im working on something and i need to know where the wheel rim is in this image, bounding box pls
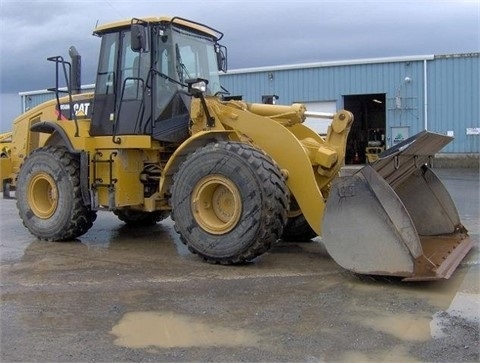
[287,197,302,218]
[287,209,302,218]
[28,172,58,219]
[191,175,242,235]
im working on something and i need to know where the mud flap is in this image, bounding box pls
[322,131,473,281]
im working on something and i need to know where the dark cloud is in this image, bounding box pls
[1,0,478,131]
[219,1,479,67]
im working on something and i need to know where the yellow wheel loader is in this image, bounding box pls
[0,16,472,280]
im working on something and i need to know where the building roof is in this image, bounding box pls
[226,52,479,75]
[226,55,436,75]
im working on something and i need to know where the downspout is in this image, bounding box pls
[20,94,25,113]
[424,59,428,130]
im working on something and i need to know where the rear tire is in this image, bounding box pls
[282,215,317,242]
[113,209,169,226]
[16,146,96,241]
[281,196,317,242]
[171,141,289,264]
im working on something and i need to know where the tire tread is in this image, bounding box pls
[171,141,289,264]
[16,146,96,241]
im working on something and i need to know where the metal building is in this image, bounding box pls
[19,53,479,166]
[220,53,479,165]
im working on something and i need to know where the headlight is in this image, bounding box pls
[191,80,207,93]
[186,78,209,97]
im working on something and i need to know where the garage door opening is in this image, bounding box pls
[344,94,386,164]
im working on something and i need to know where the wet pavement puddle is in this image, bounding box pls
[430,291,480,338]
[341,346,420,363]
[111,311,259,348]
[361,313,432,341]
[351,266,479,342]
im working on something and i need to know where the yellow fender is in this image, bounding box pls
[158,130,237,198]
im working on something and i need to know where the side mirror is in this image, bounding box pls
[216,44,227,72]
[131,24,146,52]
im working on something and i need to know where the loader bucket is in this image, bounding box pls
[322,131,473,281]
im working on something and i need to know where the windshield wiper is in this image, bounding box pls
[215,85,230,97]
[149,69,186,88]
[175,44,191,83]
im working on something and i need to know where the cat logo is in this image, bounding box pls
[58,101,91,119]
[73,102,91,117]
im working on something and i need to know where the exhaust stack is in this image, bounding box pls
[69,46,81,94]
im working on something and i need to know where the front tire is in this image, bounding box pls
[171,142,289,264]
[16,146,96,241]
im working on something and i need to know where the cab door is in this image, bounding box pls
[90,32,119,136]
[91,29,151,136]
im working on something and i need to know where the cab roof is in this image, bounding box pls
[93,16,223,41]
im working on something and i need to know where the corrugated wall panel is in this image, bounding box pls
[223,60,427,144]
[428,54,479,153]
[23,93,56,112]
[22,86,96,112]
[221,54,479,153]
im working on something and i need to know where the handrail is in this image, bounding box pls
[46,56,79,137]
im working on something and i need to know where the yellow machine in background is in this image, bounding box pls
[0,16,472,280]
[365,128,385,163]
[0,131,13,195]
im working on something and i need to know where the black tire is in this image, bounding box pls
[113,209,169,226]
[281,215,317,242]
[281,196,317,242]
[171,141,289,264]
[16,146,97,241]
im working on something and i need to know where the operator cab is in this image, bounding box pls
[90,16,227,143]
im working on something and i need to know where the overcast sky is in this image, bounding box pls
[0,0,479,131]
